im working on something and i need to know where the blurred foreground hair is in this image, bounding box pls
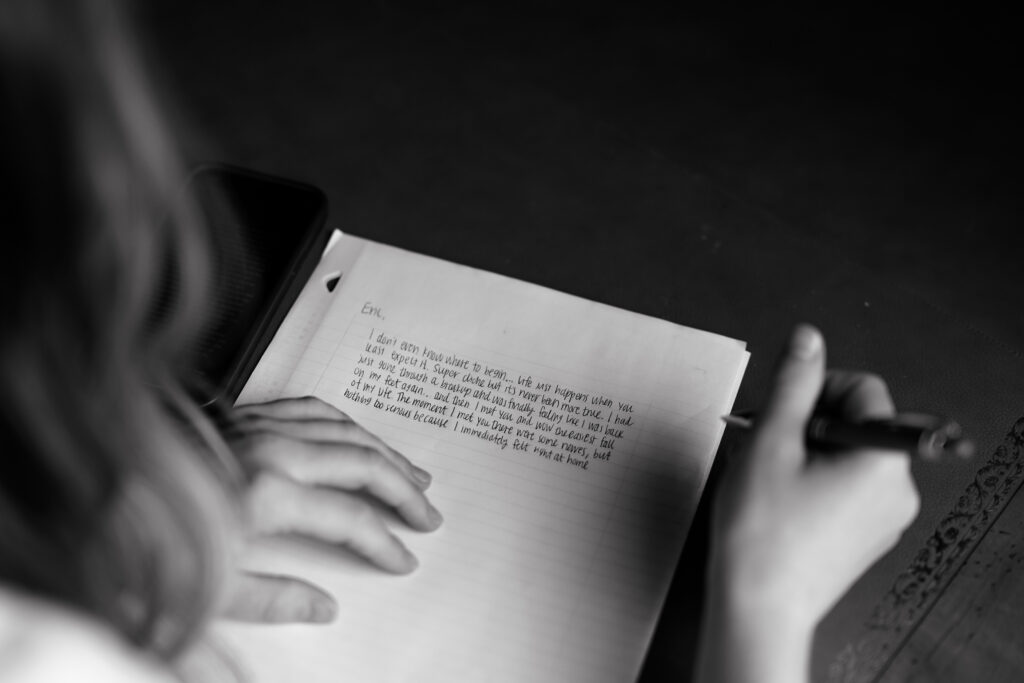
[0,0,237,662]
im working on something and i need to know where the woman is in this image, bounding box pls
[0,1,441,679]
[0,1,917,680]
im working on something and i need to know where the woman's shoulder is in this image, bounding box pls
[0,585,174,683]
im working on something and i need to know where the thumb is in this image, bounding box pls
[223,572,338,624]
[754,324,826,465]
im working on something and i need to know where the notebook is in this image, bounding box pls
[216,232,749,683]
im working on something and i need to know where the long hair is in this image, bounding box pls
[0,0,238,662]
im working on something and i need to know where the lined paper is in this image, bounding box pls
[219,234,749,683]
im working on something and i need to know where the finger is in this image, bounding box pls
[754,324,827,465]
[229,415,432,490]
[224,572,337,624]
[235,396,351,422]
[821,371,896,421]
[250,436,442,531]
[247,474,421,574]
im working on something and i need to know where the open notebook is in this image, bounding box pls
[216,232,749,682]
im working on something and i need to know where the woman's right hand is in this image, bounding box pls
[696,325,920,683]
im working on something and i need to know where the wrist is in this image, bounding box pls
[710,531,827,630]
[696,554,818,683]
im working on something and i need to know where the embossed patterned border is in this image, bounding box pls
[827,416,1024,683]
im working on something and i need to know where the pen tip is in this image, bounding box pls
[721,414,753,429]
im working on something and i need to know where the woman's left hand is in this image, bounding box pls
[219,396,443,624]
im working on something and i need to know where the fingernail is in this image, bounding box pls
[412,467,432,487]
[403,547,420,571]
[427,503,444,528]
[310,598,337,623]
[791,324,821,360]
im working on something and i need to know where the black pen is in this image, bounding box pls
[721,411,974,460]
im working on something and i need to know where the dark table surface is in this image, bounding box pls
[145,3,1024,680]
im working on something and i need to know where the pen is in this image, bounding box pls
[721,411,974,460]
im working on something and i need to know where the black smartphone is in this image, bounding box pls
[182,164,329,404]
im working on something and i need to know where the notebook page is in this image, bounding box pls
[221,234,749,683]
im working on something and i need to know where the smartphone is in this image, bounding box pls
[181,164,330,404]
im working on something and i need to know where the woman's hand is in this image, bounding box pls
[219,396,443,624]
[696,325,920,683]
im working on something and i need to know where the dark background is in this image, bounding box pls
[142,3,1024,680]
[143,2,1024,355]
